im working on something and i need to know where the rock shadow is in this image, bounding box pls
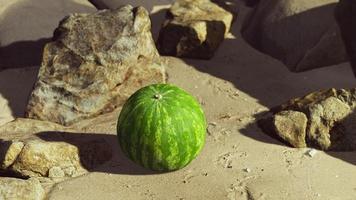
[171,1,356,165]
[241,107,356,166]
[35,131,160,175]
[0,0,96,70]
[335,0,356,76]
[0,38,51,69]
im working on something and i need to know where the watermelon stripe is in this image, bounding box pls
[139,104,155,168]
[162,101,186,169]
[151,102,165,170]
[160,105,180,170]
[132,101,152,164]
[146,102,158,170]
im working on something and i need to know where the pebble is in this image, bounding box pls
[243,168,251,173]
[305,149,318,157]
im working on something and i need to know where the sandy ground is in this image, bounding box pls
[1,2,356,200]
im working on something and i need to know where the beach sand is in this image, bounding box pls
[0,1,356,199]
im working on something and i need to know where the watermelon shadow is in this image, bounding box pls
[35,131,161,175]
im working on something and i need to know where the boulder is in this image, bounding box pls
[259,88,356,151]
[0,0,96,69]
[25,5,166,126]
[0,177,45,200]
[335,0,356,76]
[241,0,348,72]
[157,0,234,59]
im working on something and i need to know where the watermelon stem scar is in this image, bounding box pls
[154,94,162,100]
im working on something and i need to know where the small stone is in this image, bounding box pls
[157,0,234,59]
[305,149,318,158]
[243,168,251,173]
[273,110,308,148]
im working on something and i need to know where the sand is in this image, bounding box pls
[1,1,356,200]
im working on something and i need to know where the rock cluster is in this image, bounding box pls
[259,88,356,151]
[157,0,234,59]
[242,0,348,72]
[25,5,166,126]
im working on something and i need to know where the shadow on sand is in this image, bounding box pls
[155,1,356,165]
[0,131,160,177]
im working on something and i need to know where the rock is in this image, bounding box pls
[89,0,173,11]
[0,0,96,69]
[273,110,307,148]
[0,177,45,200]
[9,139,85,177]
[241,0,348,72]
[25,5,166,126]
[307,97,351,150]
[0,119,113,178]
[0,140,24,169]
[0,94,14,127]
[260,88,356,151]
[335,0,356,76]
[157,0,234,59]
[3,137,112,178]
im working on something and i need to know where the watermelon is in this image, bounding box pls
[117,83,206,172]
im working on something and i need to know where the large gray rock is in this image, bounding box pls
[157,0,234,59]
[242,0,348,72]
[26,5,166,126]
[0,0,96,69]
[259,88,356,151]
[0,177,45,200]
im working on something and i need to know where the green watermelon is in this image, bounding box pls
[117,83,206,172]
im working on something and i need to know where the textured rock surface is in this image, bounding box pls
[0,0,96,69]
[259,88,356,151]
[335,0,356,76]
[0,177,45,200]
[26,5,166,126]
[242,0,348,72]
[157,0,233,59]
[273,110,307,148]
[0,94,14,127]
[8,139,86,177]
[0,119,113,178]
